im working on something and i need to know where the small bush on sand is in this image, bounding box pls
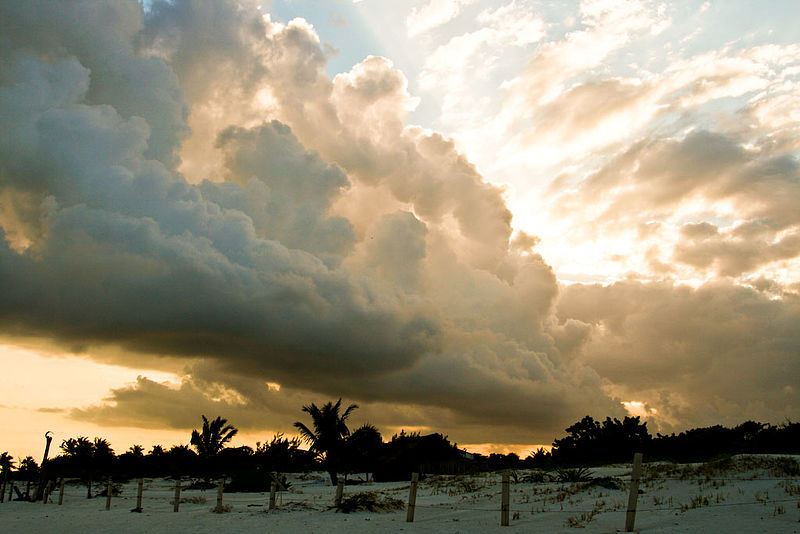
[555,467,594,482]
[337,491,405,513]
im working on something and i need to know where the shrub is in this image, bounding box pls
[555,467,594,482]
[337,491,405,513]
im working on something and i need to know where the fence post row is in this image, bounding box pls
[173,478,182,512]
[624,452,643,532]
[501,474,510,526]
[406,472,419,523]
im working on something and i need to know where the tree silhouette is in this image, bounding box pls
[0,452,14,475]
[294,398,358,485]
[1,452,14,493]
[256,433,312,473]
[58,436,114,498]
[191,415,239,457]
[345,423,383,481]
[17,457,39,499]
[118,444,146,477]
[167,444,199,478]
[92,437,115,472]
[190,415,238,480]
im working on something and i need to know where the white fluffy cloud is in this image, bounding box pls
[406,0,477,38]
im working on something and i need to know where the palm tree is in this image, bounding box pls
[190,415,238,481]
[0,452,14,474]
[60,436,95,498]
[92,437,115,471]
[0,452,13,502]
[18,457,39,498]
[1,452,14,493]
[294,399,358,485]
[345,424,383,481]
[190,415,239,458]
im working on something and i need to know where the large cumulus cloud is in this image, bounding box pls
[0,0,618,446]
[1,0,798,446]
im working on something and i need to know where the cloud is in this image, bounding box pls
[37,407,66,414]
[0,0,188,168]
[2,0,798,448]
[557,280,800,431]
[416,1,545,133]
[211,121,357,267]
[0,0,617,446]
[71,375,296,430]
[406,0,476,38]
[547,126,800,279]
[674,222,800,277]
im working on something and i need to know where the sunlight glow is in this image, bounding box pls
[622,401,658,418]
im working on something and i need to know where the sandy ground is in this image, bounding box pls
[2,456,799,533]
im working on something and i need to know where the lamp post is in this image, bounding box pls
[34,431,53,502]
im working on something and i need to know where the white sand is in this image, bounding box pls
[2,457,799,533]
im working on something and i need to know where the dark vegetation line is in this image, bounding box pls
[1,401,798,500]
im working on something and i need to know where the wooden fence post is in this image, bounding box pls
[335,480,344,507]
[624,452,643,532]
[173,478,182,512]
[132,478,143,512]
[214,478,225,512]
[105,477,112,510]
[42,480,51,504]
[58,479,65,505]
[269,480,277,511]
[406,472,419,523]
[501,474,510,526]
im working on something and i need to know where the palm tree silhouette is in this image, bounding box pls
[18,457,39,499]
[190,415,238,458]
[346,424,383,481]
[294,398,358,485]
[1,452,14,496]
[0,452,13,474]
[60,436,96,498]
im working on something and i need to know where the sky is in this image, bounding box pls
[0,0,798,460]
